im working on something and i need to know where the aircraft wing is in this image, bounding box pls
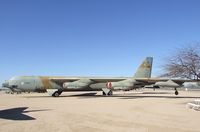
[50,77,197,86]
[50,77,129,84]
[136,78,198,85]
[49,77,199,97]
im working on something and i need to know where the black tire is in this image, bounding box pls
[175,90,179,95]
[102,91,106,95]
[58,91,62,95]
[108,90,113,96]
[53,91,60,97]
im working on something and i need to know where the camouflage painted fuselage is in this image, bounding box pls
[4,76,129,92]
[6,76,61,92]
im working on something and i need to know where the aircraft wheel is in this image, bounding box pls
[108,90,113,96]
[53,91,60,97]
[175,90,179,95]
[102,91,106,95]
[58,91,62,96]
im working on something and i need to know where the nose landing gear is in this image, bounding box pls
[47,89,62,97]
[52,91,62,97]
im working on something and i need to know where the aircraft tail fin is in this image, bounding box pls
[133,57,153,78]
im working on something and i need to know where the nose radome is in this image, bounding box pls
[2,81,9,87]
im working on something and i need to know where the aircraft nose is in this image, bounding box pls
[2,81,9,88]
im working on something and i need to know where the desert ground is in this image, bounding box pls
[0,89,200,132]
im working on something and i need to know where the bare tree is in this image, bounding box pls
[161,44,200,80]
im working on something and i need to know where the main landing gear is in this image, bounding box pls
[102,88,113,96]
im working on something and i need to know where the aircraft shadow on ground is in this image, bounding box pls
[24,92,200,99]
[118,95,200,99]
[24,92,98,98]
[141,92,170,94]
[0,107,50,121]
[59,92,200,99]
[68,92,200,99]
[60,91,170,97]
[75,95,200,99]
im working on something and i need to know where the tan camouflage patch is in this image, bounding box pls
[40,76,52,89]
[139,60,151,69]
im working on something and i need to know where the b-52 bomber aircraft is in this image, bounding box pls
[2,57,196,97]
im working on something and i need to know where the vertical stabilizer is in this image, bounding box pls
[134,57,153,78]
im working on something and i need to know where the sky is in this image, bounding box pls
[0,0,200,83]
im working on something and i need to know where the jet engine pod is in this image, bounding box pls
[154,80,179,88]
[63,82,87,89]
[63,82,70,89]
[63,79,93,90]
[90,83,106,89]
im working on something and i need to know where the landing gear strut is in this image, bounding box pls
[175,88,179,95]
[102,88,113,96]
